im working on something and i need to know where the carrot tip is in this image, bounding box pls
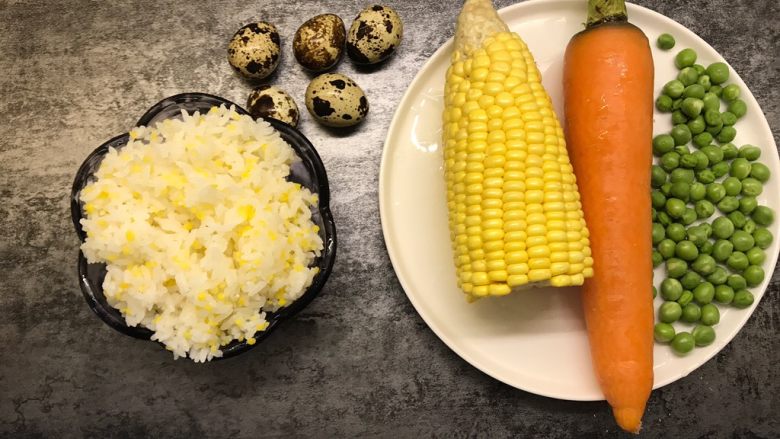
[613,407,643,434]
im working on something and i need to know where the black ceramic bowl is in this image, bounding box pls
[71,93,336,359]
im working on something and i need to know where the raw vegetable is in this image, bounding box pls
[442,0,593,300]
[563,0,653,433]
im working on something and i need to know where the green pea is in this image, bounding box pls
[749,162,770,183]
[746,246,766,266]
[674,144,691,156]
[705,120,723,136]
[730,230,755,252]
[743,219,757,234]
[690,151,708,170]
[693,281,715,304]
[651,165,668,188]
[666,223,687,242]
[659,301,683,323]
[732,289,754,309]
[738,198,758,217]
[653,285,658,299]
[727,210,747,229]
[692,324,716,346]
[721,84,740,102]
[737,145,761,161]
[695,169,715,184]
[694,199,715,219]
[699,223,712,238]
[665,257,688,278]
[680,153,698,169]
[711,239,734,262]
[703,108,721,126]
[697,74,712,91]
[700,240,714,255]
[652,208,658,222]
[677,66,699,86]
[701,92,719,112]
[706,266,728,285]
[683,84,705,99]
[752,228,773,250]
[728,99,747,118]
[657,211,672,227]
[681,271,703,290]
[717,196,739,214]
[669,182,690,201]
[660,151,680,171]
[689,182,706,201]
[711,161,730,179]
[693,133,713,149]
[691,254,716,275]
[721,179,740,197]
[686,115,706,135]
[665,198,687,219]
[657,33,676,50]
[663,79,685,98]
[681,208,697,225]
[700,146,722,166]
[721,143,738,160]
[720,111,737,126]
[728,274,747,290]
[712,217,735,239]
[705,62,729,84]
[741,179,762,198]
[652,134,674,155]
[655,94,673,112]
[671,110,688,125]
[670,168,695,184]
[651,191,667,209]
[714,284,735,304]
[658,239,677,259]
[652,251,663,267]
[693,64,706,75]
[686,225,708,247]
[678,290,694,306]
[671,124,692,145]
[705,183,725,203]
[652,222,666,245]
[716,126,737,143]
[681,98,703,118]
[671,332,695,354]
[681,302,701,323]
[726,251,749,271]
[654,323,676,343]
[661,278,683,301]
[743,265,764,287]
[729,158,751,180]
[709,85,722,97]
[752,206,774,226]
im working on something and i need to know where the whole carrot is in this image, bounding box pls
[563,0,655,433]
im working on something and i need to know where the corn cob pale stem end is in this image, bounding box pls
[453,0,509,60]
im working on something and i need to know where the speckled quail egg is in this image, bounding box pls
[293,14,346,72]
[247,85,300,127]
[227,22,281,80]
[305,73,369,127]
[346,5,403,65]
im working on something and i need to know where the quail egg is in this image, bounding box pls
[346,5,403,65]
[305,73,369,128]
[293,14,346,72]
[227,22,281,80]
[247,85,300,127]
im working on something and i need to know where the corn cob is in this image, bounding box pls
[443,0,594,300]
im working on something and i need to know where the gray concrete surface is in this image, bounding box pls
[1,0,778,437]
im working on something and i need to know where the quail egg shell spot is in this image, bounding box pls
[228,22,281,79]
[293,14,346,72]
[247,85,300,127]
[305,73,369,127]
[346,5,403,65]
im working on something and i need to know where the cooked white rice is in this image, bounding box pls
[79,105,323,362]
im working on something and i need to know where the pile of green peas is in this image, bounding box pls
[651,39,775,355]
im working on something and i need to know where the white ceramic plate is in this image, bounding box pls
[379,0,779,401]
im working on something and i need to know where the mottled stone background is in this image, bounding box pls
[1,0,778,437]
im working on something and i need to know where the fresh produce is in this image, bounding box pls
[563,0,654,432]
[305,73,368,127]
[293,14,347,72]
[247,85,300,127]
[227,22,281,80]
[651,41,775,356]
[347,5,403,64]
[657,33,675,50]
[441,0,593,299]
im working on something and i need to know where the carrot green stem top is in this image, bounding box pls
[586,0,627,28]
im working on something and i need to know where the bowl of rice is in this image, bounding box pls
[71,93,336,362]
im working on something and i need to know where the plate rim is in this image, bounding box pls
[378,0,779,401]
